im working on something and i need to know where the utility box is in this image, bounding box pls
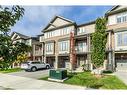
[49,69,67,80]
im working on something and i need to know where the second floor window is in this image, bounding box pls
[76,42,87,52]
[117,31,127,46]
[59,41,69,51]
[45,43,53,52]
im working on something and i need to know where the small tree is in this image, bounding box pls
[91,17,107,72]
[15,53,28,65]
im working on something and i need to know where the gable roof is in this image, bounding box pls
[106,5,119,14]
[105,5,127,16]
[42,15,75,32]
[11,32,29,39]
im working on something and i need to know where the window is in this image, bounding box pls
[123,34,127,45]
[77,42,86,52]
[44,27,73,38]
[123,16,127,22]
[59,41,69,51]
[117,12,127,23]
[117,34,122,45]
[117,17,122,23]
[117,31,127,46]
[46,43,53,52]
[78,27,86,34]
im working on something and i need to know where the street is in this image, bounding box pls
[7,69,49,79]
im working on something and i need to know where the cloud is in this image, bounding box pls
[11,6,73,37]
[10,6,112,37]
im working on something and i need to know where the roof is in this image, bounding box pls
[77,20,95,27]
[11,32,29,39]
[105,5,127,16]
[42,15,75,31]
[105,5,119,14]
[11,32,39,41]
[38,33,44,36]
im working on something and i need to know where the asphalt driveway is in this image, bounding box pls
[114,71,127,85]
[7,69,49,79]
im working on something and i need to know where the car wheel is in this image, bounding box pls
[31,67,37,72]
[46,65,50,69]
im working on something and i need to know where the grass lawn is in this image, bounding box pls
[39,72,127,89]
[0,68,22,73]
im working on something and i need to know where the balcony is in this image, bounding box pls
[75,46,87,53]
[34,50,42,56]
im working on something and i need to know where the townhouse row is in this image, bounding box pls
[11,5,127,71]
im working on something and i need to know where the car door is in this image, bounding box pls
[31,62,40,69]
[39,62,46,69]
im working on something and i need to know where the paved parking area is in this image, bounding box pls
[7,69,49,79]
[0,73,85,89]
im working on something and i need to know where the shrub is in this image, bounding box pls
[86,80,103,89]
[103,70,113,74]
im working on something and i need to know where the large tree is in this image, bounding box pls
[91,17,107,69]
[0,5,24,35]
[0,6,31,70]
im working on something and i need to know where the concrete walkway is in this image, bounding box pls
[0,73,85,89]
[114,71,127,85]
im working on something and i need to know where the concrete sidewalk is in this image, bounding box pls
[0,73,85,89]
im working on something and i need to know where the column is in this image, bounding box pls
[55,55,58,69]
[33,44,36,61]
[108,32,111,50]
[42,43,44,62]
[112,51,115,71]
[44,56,46,63]
[87,34,92,70]
[108,31,113,71]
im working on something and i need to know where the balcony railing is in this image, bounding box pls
[75,46,87,53]
[34,50,42,56]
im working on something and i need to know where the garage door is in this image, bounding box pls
[116,60,127,71]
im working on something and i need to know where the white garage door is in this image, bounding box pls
[116,60,127,71]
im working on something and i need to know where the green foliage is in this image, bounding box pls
[0,68,22,73]
[15,53,28,64]
[0,6,27,70]
[102,70,113,74]
[91,17,107,68]
[0,6,24,34]
[86,80,103,89]
[99,75,127,89]
[40,72,127,89]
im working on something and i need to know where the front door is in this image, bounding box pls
[79,57,85,67]
[65,61,70,69]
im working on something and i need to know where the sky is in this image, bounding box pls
[11,6,113,37]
